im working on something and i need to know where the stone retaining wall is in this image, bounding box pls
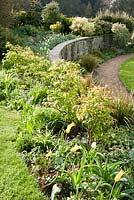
[49,35,113,62]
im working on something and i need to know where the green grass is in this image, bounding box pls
[119,58,134,92]
[0,106,46,200]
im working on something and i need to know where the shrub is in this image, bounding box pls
[96,10,134,32]
[76,87,114,139]
[59,15,72,34]
[94,20,112,35]
[13,3,42,27]
[79,54,98,72]
[70,17,95,36]
[15,25,40,36]
[41,1,60,30]
[111,22,130,48]
[0,26,25,60]
[50,21,62,33]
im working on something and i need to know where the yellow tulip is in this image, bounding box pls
[114,170,125,183]
[66,122,75,134]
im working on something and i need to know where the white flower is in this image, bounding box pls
[51,184,61,200]
[91,142,96,149]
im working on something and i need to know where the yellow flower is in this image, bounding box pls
[114,170,125,183]
[66,122,75,134]
[70,144,81,153]
[46,150,53,159]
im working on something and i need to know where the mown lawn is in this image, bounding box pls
[0,106,46,200]
[119,58,134,91]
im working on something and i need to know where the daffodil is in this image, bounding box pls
[114,170,125,183]
[66,122,75,134]
[70,144,81,153]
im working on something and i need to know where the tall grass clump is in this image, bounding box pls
[111,95,134,127]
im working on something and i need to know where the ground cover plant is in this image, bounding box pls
[0,43,134,199]
[119,58,134,92]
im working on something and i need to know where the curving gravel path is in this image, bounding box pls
[95,53,134,97]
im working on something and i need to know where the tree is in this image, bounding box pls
[0,0,12,27]
[111,0,134,16]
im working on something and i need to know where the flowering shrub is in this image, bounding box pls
[50,21,62,33]
[41,1,60,30]
[111,22,130,48]
[70,17,95,36]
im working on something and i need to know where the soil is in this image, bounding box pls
[95,54,134,98]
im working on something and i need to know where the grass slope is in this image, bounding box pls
[0,106,45,200]
[119,58,134,91]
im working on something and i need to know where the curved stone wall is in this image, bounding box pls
[49,35,113,62]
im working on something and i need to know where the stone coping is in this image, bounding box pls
[49,37,88,62]
[49,35,112,62]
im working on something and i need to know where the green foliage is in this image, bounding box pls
[96,10,134,33]
[112,22,130,48]
[94,19,112,35]
[76,87,114,139]
[59,14,72,34]
[70,17,95,36]
[13,2,42,27]
[91,48,119,64]
[0,25,25,60]
[111,96,134,127]
[41,1,60,30]
[119,58,134,91]
[15,24,41,36]
[79,54,98,72]
[31,33,76,58]
[1,42,134,199]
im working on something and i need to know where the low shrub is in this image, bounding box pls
[15,25,40,36]
[59,15,72,34]
[50,21,62,33]
[0,26,25,60]
[94,19,112,35]
[70,17,95,36]
[112,22,130,48]
[79,54,98,72]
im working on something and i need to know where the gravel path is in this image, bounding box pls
[95,53,134,97]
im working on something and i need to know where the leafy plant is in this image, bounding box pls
[79,54,98,72]
[112,22,130,48]
[70,17,95,36]
[111,95,134,127]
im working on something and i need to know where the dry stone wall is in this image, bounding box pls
[49,35,113,62]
